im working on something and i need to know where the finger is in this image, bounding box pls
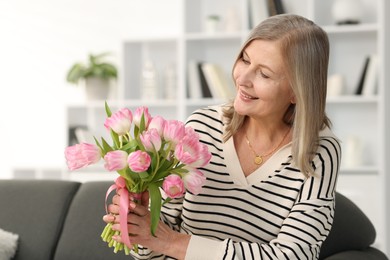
[129,201,149,217]
[112,194,121,205]
[102,214,114,223]
[112,222,141,239]
[112,233,135,246]
[141,191,150,206]
[108,203,120,215]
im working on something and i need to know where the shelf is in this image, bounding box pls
[340,165,379,174]
[185,32,244,41]
[326,95,379,104]
[324,23,378,34]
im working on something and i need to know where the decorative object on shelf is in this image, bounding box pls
[327,74,344,96]
[141,60,158,99]
[224,7,240,32]
[64,102,211,255]
[204,14,220,33]
[66,52,118,100]
[249,0,270,28]
[344,135,363,168]
[163,63,176,99]
[331,0,364,25]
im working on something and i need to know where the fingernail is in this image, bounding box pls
[112,224,119,231]
[129,201,136,209]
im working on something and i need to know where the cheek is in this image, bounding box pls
[254,81,288,101]
[232,64,244,84]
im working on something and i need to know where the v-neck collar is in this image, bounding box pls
[224,136,292,187]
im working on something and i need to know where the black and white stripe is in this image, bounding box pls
[131,105,341,260]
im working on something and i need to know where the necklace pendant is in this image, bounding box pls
[254,156,263,165]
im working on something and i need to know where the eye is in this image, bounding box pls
[241,56,250,65]
[256,69,269,79]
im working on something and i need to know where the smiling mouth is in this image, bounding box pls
[240,91,259,100]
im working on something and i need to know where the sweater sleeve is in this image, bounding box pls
[185,137,340,260]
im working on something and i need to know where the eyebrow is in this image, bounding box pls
[242,50,276,74]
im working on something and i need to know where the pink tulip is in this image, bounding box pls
[148,116,166,136]
[127,150,151,172]
[183,169,206,195]
[163,120,185,147]
[133,106,152,128]
[175,135,212,168]
[184,126,200,141]
[162,174,185,198]
[140,129,162,152]
[104,150,128,171]
[104,108,133,136]
[65,143,101,170]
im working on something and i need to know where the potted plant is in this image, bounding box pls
[66,52,118,100]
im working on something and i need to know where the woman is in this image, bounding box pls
[103,14,341,259]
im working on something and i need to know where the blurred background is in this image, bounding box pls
[0,0,180,179]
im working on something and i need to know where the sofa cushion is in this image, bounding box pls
[0,180,80,260]
[54,181,132,260]
[324,247,389,260]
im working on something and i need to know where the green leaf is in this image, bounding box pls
[133,127,137,138]
[138,171,149,179]
[148,183,162,236]
[121,139,138,152]
[162,197,172,205]
[110,129,120,149]
[139,113,146,133]
[152,170,173,182]
[105,101,112,117]
[94,136,103,150]
[101,137,114,153]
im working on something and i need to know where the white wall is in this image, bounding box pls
[0,0,180,178]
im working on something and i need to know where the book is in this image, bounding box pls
[187,60,202,99]
[201,63,234,99]
[267,0,285,17]
[355,56,370,95]
[197,62,212,98]
[361,54,379,96]
[249,0,270,28]
[273,0,285,14]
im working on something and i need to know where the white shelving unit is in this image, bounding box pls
[62,0,389,254]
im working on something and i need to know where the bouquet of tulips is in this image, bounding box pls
[64,102,211,255]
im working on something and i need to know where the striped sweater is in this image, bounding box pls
[132,105,341,260]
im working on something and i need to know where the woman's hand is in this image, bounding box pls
[102,191,190,260]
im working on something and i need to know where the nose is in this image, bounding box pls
[236,66,254,88]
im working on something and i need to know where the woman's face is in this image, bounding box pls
[233,39,294,121]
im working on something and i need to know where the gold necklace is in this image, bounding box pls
[245,128,290,165]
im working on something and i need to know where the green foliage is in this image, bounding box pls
[66,52,118,85]
[148,182,162,236]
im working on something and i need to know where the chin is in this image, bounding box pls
[233,99,248,116]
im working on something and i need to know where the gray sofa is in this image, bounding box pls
[0,180,388,260]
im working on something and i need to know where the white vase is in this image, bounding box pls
[85,77,110,100]
[331,0,363,25]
